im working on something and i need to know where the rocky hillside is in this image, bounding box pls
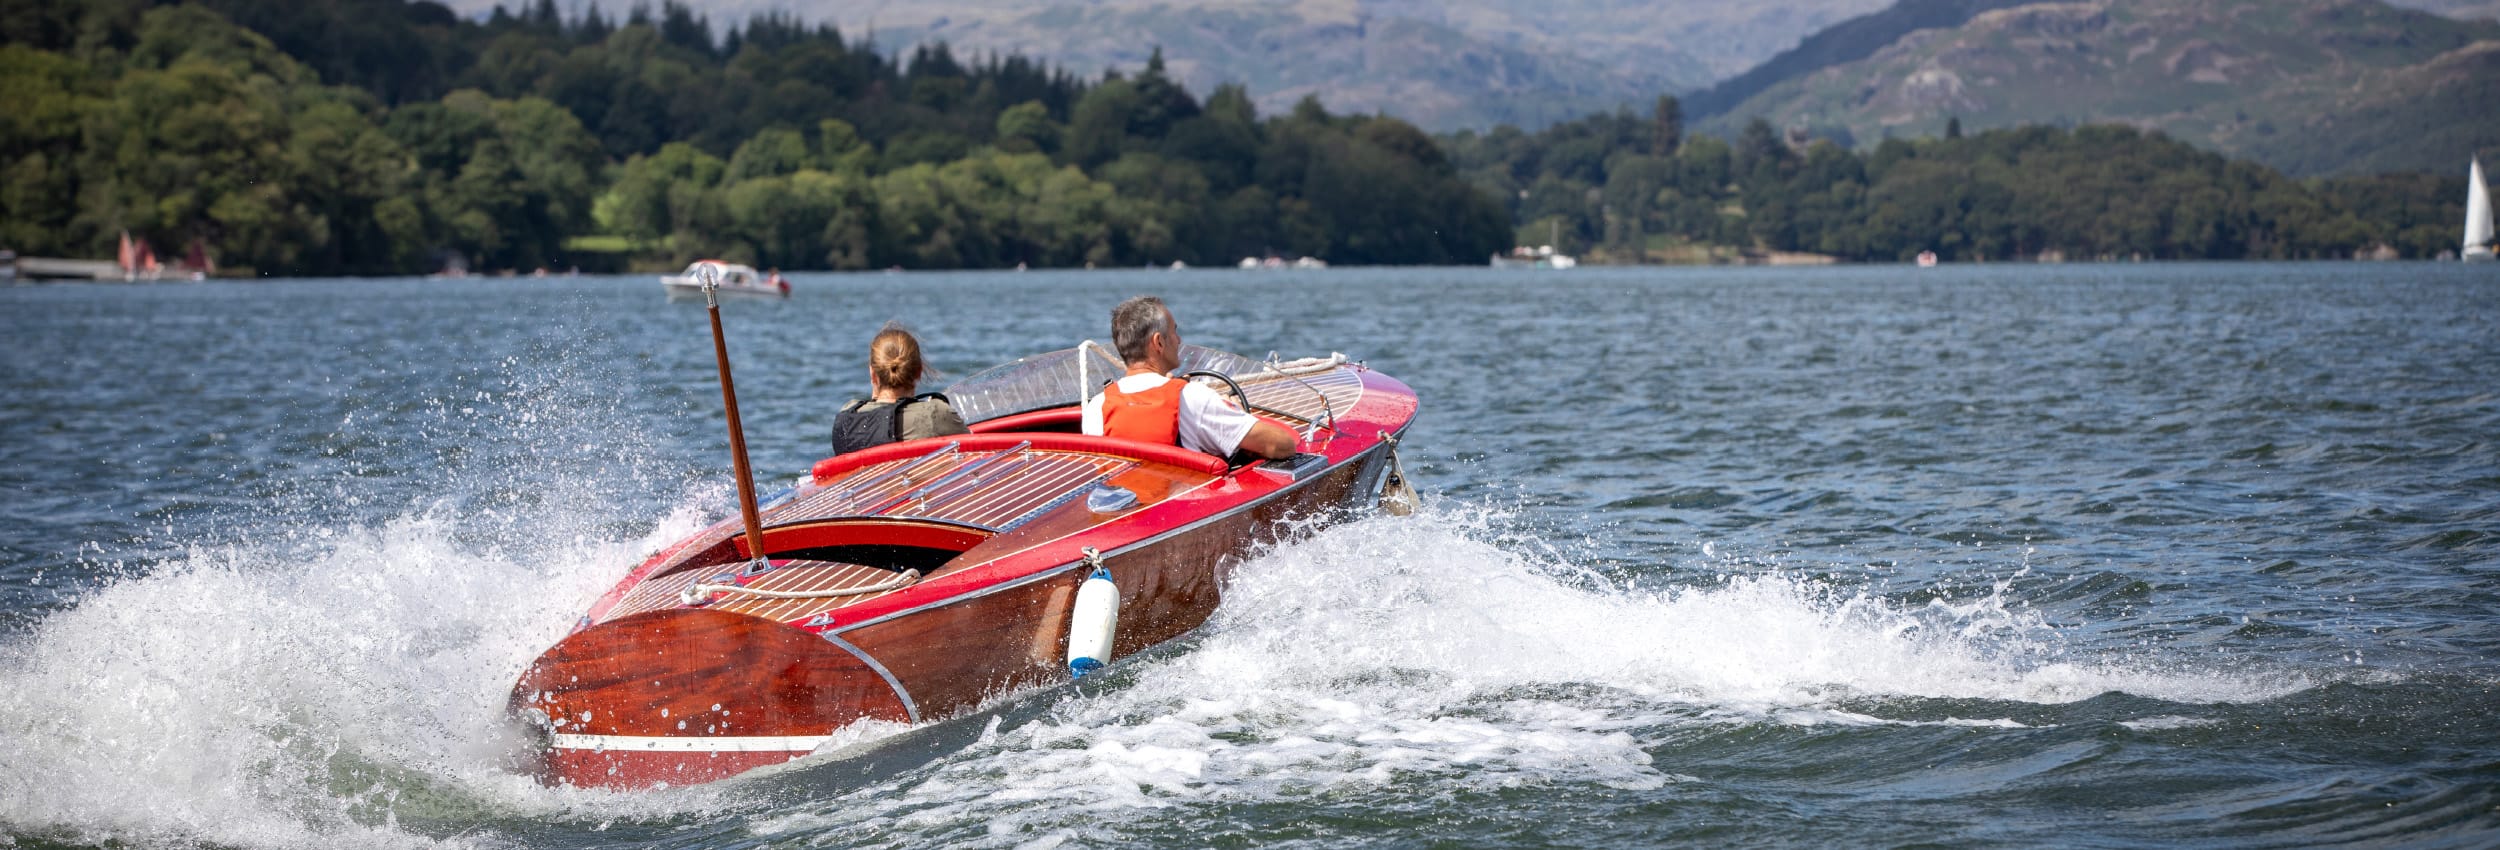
[1682,0,2041,119]
[2388,0,2500,20]
[818,0,1910,131]
[1696,0,2500,174]
[445,0,2500,137]
[444,0,1897,130]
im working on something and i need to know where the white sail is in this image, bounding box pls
[2467,157,2494,259]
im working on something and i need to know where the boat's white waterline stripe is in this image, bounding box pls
[549,733,825,753]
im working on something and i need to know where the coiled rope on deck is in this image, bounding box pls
[681,568,922,605]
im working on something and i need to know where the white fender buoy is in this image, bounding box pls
[1066,548,1120,678]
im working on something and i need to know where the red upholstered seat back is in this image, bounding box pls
[810,431,1228,484]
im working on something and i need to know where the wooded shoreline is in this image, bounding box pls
[0,0,2473,279]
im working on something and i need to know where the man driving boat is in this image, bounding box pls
[1081,296,1299,461]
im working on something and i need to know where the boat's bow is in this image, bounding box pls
[511,604,914,788]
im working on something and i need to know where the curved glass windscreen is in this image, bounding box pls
[941,343,1123,425]
[943,343,1353,427]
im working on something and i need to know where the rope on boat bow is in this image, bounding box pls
[681,568,923,605]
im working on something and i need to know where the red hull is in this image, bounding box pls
[510,355,1416,789]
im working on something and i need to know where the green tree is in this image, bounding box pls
[592,141,725,248]
[994,100,1059,155]
[0,45,100,256]
[417,90,603,271]
[1650,95,1682,157]
[813,118,872,173]
[72,5,422,275]
[725,126,809,181]
[1063,77,1139,170]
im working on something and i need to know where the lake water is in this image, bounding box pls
[2,263,2496,848]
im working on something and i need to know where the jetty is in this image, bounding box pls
[10,255,126,281]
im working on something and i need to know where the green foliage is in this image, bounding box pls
[0,44,102,256]
[994,101,1059,155]
[590,142,723,253]
[725,127,810,182]
[1,0,1510,273]
[410,90,604,271]
[1445,106,2465,262]
[11,4,430,275]
[1064,78,1140,171]
[19,0,2455,274]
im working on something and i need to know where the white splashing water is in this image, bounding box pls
[750,502,2311,848]
[0,492,2310,849]
[0,500,761,848]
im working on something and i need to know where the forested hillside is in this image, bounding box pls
[435,0,1900,133]
[0,0,1507,275]
[1446,104,2466,262]
[0,0,2477,274]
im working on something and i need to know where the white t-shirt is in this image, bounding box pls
[1080,373,1258,456]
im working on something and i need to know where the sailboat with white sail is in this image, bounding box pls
[2466,157,2494,262]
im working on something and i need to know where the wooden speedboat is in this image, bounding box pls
[507,344,1417,789]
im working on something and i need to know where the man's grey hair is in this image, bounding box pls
[1111,296,1174,364]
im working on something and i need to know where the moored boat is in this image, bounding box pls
[1491,246,1576,269]
[662,260,790,297]
[507,343,1418,789]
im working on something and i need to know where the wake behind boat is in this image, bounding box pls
[663,260,789,297]
[507,342,1418,789]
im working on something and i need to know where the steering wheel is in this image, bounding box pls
[1180,369,1250,408]
[1185,368,1329,448]
[1182,369,1280,466]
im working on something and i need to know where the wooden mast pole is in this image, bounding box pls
[702,268,769,564]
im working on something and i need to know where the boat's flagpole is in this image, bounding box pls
[701,268,770,567]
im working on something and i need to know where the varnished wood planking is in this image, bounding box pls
[514,608,912,739]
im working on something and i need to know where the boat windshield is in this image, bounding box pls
[944,343,1346,426]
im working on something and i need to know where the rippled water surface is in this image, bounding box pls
[3,264,2496,848]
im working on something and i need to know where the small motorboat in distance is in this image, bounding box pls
[662,260,789,297]
[507,343,1419,789]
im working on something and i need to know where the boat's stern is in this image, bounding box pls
[509,607,913,789]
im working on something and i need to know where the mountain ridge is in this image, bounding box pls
[442,0,1901,131]
[1682,0,2039,119]
[1696,0,2500,174]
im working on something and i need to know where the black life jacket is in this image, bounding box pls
[830,393,949,455]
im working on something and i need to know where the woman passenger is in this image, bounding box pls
[830,323,969,454]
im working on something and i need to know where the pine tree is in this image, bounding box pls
[1650,95,1682,157]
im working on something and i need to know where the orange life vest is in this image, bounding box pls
[1098,377,1185,446]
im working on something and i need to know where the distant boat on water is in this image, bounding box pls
[1235,255,1328,270]
[116,231,164,282]
[663,260,789,297]
[2465,157,2494,262]
[1493,220,1576,269]
[1916,250,1939,267]
[1491,246,1576,269]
